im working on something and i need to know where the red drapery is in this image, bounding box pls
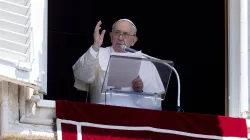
[56,100,248,140]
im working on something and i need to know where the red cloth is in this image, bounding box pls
[56,100,248,140]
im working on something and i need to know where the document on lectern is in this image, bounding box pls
[107,51,142,88]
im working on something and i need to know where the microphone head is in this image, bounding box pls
[120,45,127,51]
[119,45,137,53]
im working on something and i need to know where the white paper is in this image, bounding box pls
[106,51,142,88]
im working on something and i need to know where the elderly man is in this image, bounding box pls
[72,19,165,110]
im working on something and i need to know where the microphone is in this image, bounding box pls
[120,45,137,53]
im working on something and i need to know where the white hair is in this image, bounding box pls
[112,19,137,35]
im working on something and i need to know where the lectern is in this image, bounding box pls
[101,52,174,110]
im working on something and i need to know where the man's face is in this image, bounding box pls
[110,21,138,53]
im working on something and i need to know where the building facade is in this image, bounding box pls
[0,0,250,139]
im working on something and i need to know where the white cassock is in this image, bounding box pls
[72,46,165,110]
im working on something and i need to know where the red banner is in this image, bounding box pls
[56,100,248,140]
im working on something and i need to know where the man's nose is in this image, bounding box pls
[118,34,124,40]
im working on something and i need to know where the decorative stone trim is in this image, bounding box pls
[0,81,56,139]
[241,111,250,139]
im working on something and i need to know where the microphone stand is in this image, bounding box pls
[141,53,182,112]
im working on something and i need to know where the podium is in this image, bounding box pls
[101,51,174,110]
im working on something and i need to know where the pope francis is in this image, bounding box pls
[72,19,165,110]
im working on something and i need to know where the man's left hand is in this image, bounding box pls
[132,76,144,92]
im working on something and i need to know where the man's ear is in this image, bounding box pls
[131,36,138,47]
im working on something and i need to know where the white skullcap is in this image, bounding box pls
[112,19,137,29]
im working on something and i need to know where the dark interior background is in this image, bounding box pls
[46,0,226,115]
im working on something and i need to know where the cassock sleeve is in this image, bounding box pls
[72,46,99,84]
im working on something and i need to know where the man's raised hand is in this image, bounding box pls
[93,20,106,49]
